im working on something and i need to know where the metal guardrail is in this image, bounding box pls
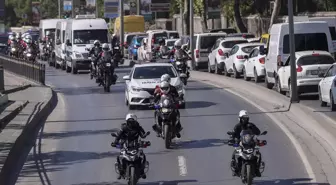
[0,55,45,85]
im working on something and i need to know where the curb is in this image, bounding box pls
[0,87,57,185]
[0,100,29,132]
[2,84,32,94]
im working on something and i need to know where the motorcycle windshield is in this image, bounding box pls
[240,130,255,147]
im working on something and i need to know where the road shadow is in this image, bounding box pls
[71,179,197,185]
[186,101,216,109]
[299,95,319,100]
[53,86,125,95]
[185,86,221,91]
[254,178,330,185]
[43,128,119,140]
[175,139,226,149]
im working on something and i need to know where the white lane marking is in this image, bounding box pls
[177,156,187,176]
[198,79,316,182]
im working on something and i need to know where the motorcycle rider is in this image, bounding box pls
[152,77,183,138]
[96,43,116,86]
[170,39,190,77]
[158,38,169,57]
[111,113,149,180]
[89,40,102,79]
[229,110,262,177]
[25,35,38,52]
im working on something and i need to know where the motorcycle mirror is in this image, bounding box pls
[261,131,267,135]
[146,131,150,136]
[111,133,117,137]
[227,131,232,135]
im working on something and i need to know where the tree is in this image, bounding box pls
[183,0,190,35]
[269,0,281,28]
[40,0,58,19]
[233,0,247,32]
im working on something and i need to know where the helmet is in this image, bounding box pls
[9,35,13,40]
[17,32,22,39]
[125,113,138,129]
[102,43,109,50]
[160,81,170,94]
[160,74,171,83]
[174,39,182,49]
[94,40,100,46]
[238,110,249,126]
[26,38,32,44]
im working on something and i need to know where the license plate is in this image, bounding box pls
[310,70,319,75]
[114,47,119,49]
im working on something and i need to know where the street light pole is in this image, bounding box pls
[120,0,124,56]
[137,0,141,15]
[58,0,61,18]
[190,0,195,70]
[288,0,299,102]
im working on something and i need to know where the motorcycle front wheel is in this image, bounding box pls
[245,164,253,185]
[164,124,171,149]
[128,166,137,185]
[104,72,111,92]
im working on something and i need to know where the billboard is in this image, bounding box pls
[141,0,151,20]
[32,2,41,25]
[104,0,119,18]
[73,0,96,17]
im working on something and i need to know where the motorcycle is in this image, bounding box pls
[111,132,150,185]
[227,130,267,185]
[98,52,118,92]
[23,46,37,62]
[9,42,19,58]
[169,58,188,86]
[45,40,54,66]
[112,44,123,67]
[152,95,180,149]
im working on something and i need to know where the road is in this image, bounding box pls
[19,62,309,185]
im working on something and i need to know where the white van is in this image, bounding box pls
[146,30,168,61]
[39,19,63,57]
[55,20,68,70]
[309,17,336,53]
[64,18,109,74]
[193,33,227,70]
[264,21,333,89]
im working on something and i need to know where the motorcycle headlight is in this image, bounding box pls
[176,61,181,65]
[131,86,142,92]
[161,108,171,113]
[243,148,254,154]
[105,63,111,67]
[27,53,32,57]
[11,48,16,52]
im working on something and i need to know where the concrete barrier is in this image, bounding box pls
[0,88,57,185]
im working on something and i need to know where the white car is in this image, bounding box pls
[208,37,248,74]
[277,51,334,97]
[223,43,264,78]
[319,63,336,111]
[242,44,266,83]
[123,63,187,109]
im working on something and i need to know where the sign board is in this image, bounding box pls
[73,0,96,17]
[64,0,72,11]
[104,0,119,18]
[129,1,137,15]
[150,3,170,12]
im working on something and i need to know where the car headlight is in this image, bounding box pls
[131,86,142,92]
[74,51,82,58]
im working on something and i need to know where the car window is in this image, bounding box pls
[153,32,168,44]
[325,66,334,77]
[333,66,336,76]
[230,46,239,55]
[133,66,177,79]
[166,41,175,47]
[127,35,137,45]
[136,37,145,43]
[200,35,226,49]
[222,40,248,48]
[168,32,179,39]
[250,49,258,58]
[242,45,261,54]
[297,55,335,66]
[329,27,336,40]
[283,33,329,54]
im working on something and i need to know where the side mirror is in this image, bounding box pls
[318,72,325,77]
[259,45,265,55]
[261,131,268,135]
[180,73,187,78]
[111,133,117,137]
[244,55,249,59]
[123,75,130,80]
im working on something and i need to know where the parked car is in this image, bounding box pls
[319,62,336,111]
[128,35,146,61]
[123,32,146,58]
[208,37,248,74]
[277,51,334,97]
[242,44,267,83]
[222,43,264,78]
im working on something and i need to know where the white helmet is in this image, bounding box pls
[102,43,109,50]
[25,35,32,40]
[9,35,13,40]
[143,38,147,44]
[126,113,137,122]
[160,74,171,83]
[174,39,182,48]
[160,81,170,94]
[238,110,249,123]
[94,40,100,46]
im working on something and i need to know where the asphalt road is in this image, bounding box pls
[22,61,308,185]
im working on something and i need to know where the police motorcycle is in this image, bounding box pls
[9,41,20,58]
[111,132,150,185]
[227,130,267,185]
[112,42,123,67]
[86,47,100,79]
[97,49,118,92]
[169,57,188,86]
[23,45,37,62]
[45,39,55,66]
[151,94,182,149]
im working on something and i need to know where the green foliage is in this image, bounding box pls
[40,0,58,19]
[222,0,254,23]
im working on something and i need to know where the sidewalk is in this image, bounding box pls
[3,71,36,93]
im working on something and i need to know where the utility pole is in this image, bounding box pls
[120,0,124,56]
[288,0,299,103]
[190,0,195,70]
[58,0,61,18]
[137,0,141,15]
[180,6,184,35]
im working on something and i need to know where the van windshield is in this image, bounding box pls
[73,29,108,44]
[200,35,226,49]
[45,29,55,37]
[153,32,168,44]
[168,32,179,39]
[283,33,329,54]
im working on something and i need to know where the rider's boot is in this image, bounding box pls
[231,160,238,176]
[175,122,183,138]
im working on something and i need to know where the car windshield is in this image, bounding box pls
[168,32,179,39]
[283,33,329,54]
[329,27,336,40]
[73,30,108,44]
[153,32,168,44]
[200,35,226,49]
[45,29,55,37]
[222,40,247,48]
[133,66,177,79]
[297,55,335,66]
[242,45,262,53]
[127,35,136,45]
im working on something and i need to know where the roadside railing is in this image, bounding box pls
[0,55,45,85]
